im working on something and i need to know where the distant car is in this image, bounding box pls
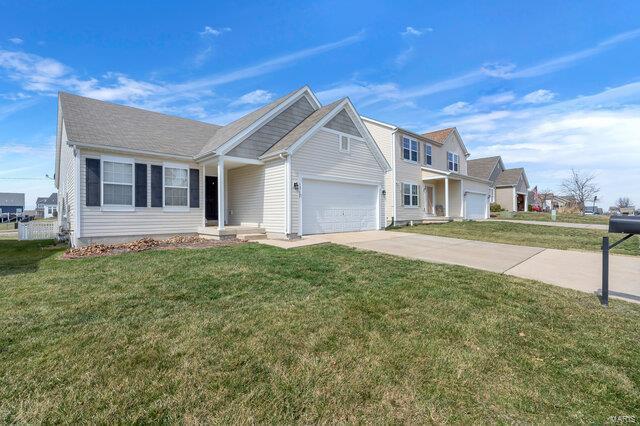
[583,206,599,215]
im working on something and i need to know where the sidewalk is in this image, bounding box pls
[489,219,608,230]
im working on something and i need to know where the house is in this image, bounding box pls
[362,119,492,224]
[0,192,25,215]
[55,87,390,247]
[467,156,529,212]
[36,193,58,218]
[619,207,636,216]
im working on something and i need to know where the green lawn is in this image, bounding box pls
[1,240,639,423]
[505,211,610,225]
[394,221,640,256]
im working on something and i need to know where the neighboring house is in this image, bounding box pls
[467,156,529,212]
[619,207,636,216]
[55,86,390,247]
[0,192,25,215]
[362,119,492,224]
[36,193,58,218]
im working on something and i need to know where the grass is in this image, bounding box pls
[0,222,16,230]
[1,240,640,423]
[394,221,640,256]
[505,211,610,225]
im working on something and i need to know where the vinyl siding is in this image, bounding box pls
[324,109,362,137]
[496,187,515,211]
[78,149,204,238]
[59,122,77,239]
[227,96,315,159]
[226,159,285,233]
[363,120,395,222]
[436,132,468,175]
[516,175,528,193]
[394,132,428,222]
[488,162,503,184]
[290,128,385,234]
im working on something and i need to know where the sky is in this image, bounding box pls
[1,1,639,209]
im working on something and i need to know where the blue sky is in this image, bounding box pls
[1,0,639,208]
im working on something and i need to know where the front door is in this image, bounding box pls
[425,186,434,214]
[205,176,218,220]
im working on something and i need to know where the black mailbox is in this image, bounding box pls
[609,216,640,234]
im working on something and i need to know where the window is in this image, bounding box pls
[402,183,419,207]
[339,135,350,153]
[103,160,134,206]
[402,137,419,162]
[424,143,432,166]
[447,152,459,172]
[164,166,189,207]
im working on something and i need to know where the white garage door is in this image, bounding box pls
[301,179,378,235]
[465,192,487,220]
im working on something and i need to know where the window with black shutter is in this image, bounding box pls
[135,163,147,207]
[85,158,101,206]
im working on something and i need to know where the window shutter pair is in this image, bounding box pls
[86,159,200,208]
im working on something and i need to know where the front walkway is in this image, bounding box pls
[489,218,608,230]
[259,230,640,304]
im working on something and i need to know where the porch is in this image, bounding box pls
[198,155,269,240]
[422,172,464,219]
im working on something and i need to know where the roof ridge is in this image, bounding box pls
[58,91,222,129]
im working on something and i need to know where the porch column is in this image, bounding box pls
[202,163,207,227]
[217,157,225,230]
[444,177,450,217]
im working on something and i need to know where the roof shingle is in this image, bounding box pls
[467,156,502,180]
[496,168,525,187]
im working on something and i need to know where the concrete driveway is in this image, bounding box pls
[260,230,640,304]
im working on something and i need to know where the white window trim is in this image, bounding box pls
[338,134,350,153]
[402,137,419,163]
[424,143,433,166]
[447,151,460,172]
[100,155,135,212]
[162,162,190,212]
[402,182,420,208]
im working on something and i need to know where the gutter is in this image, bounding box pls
[67,141,194,161]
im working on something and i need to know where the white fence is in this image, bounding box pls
[18,221,58,240]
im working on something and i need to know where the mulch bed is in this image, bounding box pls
[62,235,244,259]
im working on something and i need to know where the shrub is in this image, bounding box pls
[490,203,503,212]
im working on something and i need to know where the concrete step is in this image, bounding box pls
[237,233,268,241]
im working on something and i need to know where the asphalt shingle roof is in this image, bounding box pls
[260,99,344,158]
[0,192,25,207]
[196,87,306,157]
[422,127,455,143]
[60,92,221,157]
[467,156,502,180]
[496,168,525,187]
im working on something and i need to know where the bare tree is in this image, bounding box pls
[560,169,599,210]
[616,197,632,208]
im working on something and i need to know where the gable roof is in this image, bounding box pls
[197,86,312,158]
[0,192,25,207]
[60,92,221,158]
[422,127,455,143]
[260,99,344,158]
[36,197,48,205]
[496,168,526,187]
[44,193,58,205]
[467,156,503,180]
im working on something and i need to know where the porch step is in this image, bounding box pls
[421,217,452,224]
[237,233,268,241]
[198,226,266,240]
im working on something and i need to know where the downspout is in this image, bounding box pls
[390,129,398,225]
[280,153,291,236]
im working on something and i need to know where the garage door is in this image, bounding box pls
[301,179,378,235]
[465,192,487,220]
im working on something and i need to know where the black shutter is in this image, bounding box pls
[135,163,147,207]
[189,169,200,208]
[151,165,163,207]
[85,158,101,206]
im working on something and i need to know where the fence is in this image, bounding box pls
[18,221,58,241]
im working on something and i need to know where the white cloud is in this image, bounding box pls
[199,26,231,37]
[520,89,556,104]
[394,46,414,68]
[231,89,274,106]
[478,91,516,105]
[442,101,472,116]
[8,37,23,45]
[480,62,516,78]
[401,26,432,36]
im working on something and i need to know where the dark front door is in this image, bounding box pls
[205,176,218,220]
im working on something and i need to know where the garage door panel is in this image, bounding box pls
[302,179,378,235]
[465,193,487,220]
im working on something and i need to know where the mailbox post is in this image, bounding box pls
[601,216,640,306]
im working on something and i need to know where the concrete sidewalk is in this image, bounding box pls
[490,219,608,230]
[259,230,640,304]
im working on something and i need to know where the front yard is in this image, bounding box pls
[505,211,610,225]
[1,240,639,423]
[394,221,640,256]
